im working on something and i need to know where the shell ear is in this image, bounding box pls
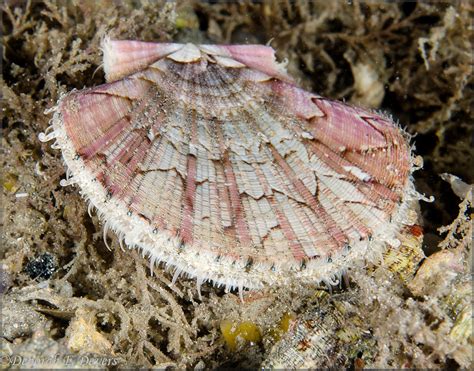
[101,37,182,82]
[202,44,294,83]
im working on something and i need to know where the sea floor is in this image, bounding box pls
[1,1,472,369]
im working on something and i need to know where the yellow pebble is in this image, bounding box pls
[268,312,296,342]
[279,312,295,333]
[3,173,19,193]
[220,320,262,350]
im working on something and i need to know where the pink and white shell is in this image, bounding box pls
[39,38,426,292]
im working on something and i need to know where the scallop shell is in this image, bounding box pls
[39,38,422,292]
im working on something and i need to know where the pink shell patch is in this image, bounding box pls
[40,38,422,292]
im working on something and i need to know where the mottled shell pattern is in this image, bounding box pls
[40,38,422,292]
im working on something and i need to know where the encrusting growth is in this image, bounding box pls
[39,38,427,294]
